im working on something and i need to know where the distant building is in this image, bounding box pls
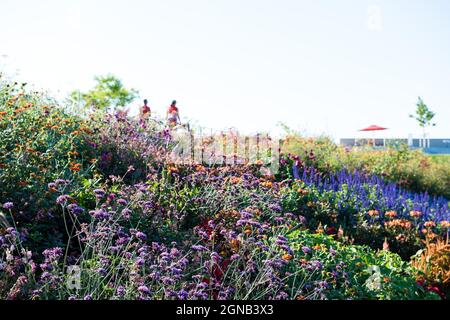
[339,138,450,154]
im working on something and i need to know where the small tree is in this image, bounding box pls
[71,75,139,112]
[410,97,436,144]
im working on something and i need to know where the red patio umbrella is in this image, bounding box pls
[359,125,388,132]
[358,125,388,146]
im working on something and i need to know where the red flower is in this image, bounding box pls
[426,285,445,299]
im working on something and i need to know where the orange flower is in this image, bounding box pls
[368,210,379,217]
[424,221,436,228]
[440,221,450,228]
[410,211,422,218]
[282,254,293,261]
[51,125,60,130]
[168,166,179,174]
[244,228,252,235]
[230,239,240,251]
[254,160,264,166]
[0,111,7,116]
[260,181,273,188]
[385,219,412,229]
[230,176,242,184]
[385,211,397,218]
[69,163,82,172]
[297,188,309,195]
[195,165,205,172]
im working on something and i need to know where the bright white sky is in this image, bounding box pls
[1,0,450,139]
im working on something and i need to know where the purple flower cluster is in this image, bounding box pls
[293,164,450,223]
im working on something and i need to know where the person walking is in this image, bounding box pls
[140,99,151,120]
[166,100,180,128]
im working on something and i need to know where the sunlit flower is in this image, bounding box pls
[282,254,293,261]
[368,210,379,217]
[385,211,397,218]
[424,221,436,228]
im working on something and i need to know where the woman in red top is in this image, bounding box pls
[166,100,180,127]
[140,99,151,120]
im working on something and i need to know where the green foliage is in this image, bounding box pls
[410,97,436,130]
[287,230,440,300]
[70,75,138,111]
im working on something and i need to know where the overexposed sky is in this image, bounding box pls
[1,0,450,139]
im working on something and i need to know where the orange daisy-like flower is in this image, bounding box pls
[195,165,206,172]
[69,163,82,172]
[385,211,397,218]
[410,211,422,218]
[440,221,450,228]
[230,176,242,184]
[167,166,179,174]
[297,188,309,196]
[424,221,436,228]
[260,181,273,188]
[368,210,379,217]
[385,219,412,229]
[282,254,293,261]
